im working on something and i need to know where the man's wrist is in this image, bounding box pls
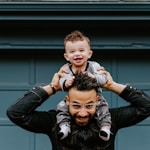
[42,84,55,96]
[49,83,56,94]
[31,86,50,100]
[119,84,136,100]
[106,82,126,94]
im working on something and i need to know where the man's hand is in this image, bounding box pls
[97,67,126,94]
[97,68,113,89]
[97,67,113,87]
[42,64,69,95]
[51,64,70,91]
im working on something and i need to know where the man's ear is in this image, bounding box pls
[65,95,70,105]
[96,95,100,103]
[64,53,69,61]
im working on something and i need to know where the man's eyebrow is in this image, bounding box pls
[71,100,95,104]
[86,101,95,104]
[72,101,79,104]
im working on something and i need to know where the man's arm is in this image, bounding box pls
[99,69,126,94]
[7,70,63,133]
[101,69,150,114]
[110,85,150,130]
[100,68,150,128]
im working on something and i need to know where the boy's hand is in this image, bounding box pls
[65,76,75,88]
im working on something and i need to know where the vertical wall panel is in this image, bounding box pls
[0,55,31,87]
[1,2,150,149]
[0,126,34,150]
[2,50,150,150]
[117,126,150,150]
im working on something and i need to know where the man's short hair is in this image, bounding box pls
[70,72,99,92]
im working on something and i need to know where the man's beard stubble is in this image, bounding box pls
[72,113,93,127]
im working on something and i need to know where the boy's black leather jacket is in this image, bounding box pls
[7,85,150,150]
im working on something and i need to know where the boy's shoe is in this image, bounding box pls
[59,124,71,140]
[99,128,110,141]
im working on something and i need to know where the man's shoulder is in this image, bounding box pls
[48,109,57,121]
[48,109,57,115]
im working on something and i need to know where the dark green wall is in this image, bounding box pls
[0,2,150,150]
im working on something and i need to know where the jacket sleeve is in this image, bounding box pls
[111,85,150,130]
[59,65,73,91]
[90,61,107,85]
[7,86,56,134]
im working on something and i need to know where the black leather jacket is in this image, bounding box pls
[7,85,150,150]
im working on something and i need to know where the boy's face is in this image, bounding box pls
[64,40,93,68]
[66,87,99,127]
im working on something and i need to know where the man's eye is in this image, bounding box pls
[86,104,94,109]
[72,104,80,109]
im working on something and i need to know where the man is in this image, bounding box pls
[7,67,150,150]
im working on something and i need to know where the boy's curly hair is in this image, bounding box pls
[64,30,90,48]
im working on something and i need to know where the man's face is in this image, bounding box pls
[66,87,99,127]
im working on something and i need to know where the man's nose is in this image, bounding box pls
[78,107,88,116]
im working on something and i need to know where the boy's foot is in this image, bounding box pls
[59,124,71,140]
[99,128,110,141]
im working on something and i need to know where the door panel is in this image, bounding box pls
[1,50,150,150]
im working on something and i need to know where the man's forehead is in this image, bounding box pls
[68,88,98,102]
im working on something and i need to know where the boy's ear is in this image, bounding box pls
[88,50,93,59]
[64,53,69,61]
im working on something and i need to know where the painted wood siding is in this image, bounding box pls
[0,2,150,150]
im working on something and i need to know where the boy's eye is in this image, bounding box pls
[80,49,84,52]
[70,50,75,53]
